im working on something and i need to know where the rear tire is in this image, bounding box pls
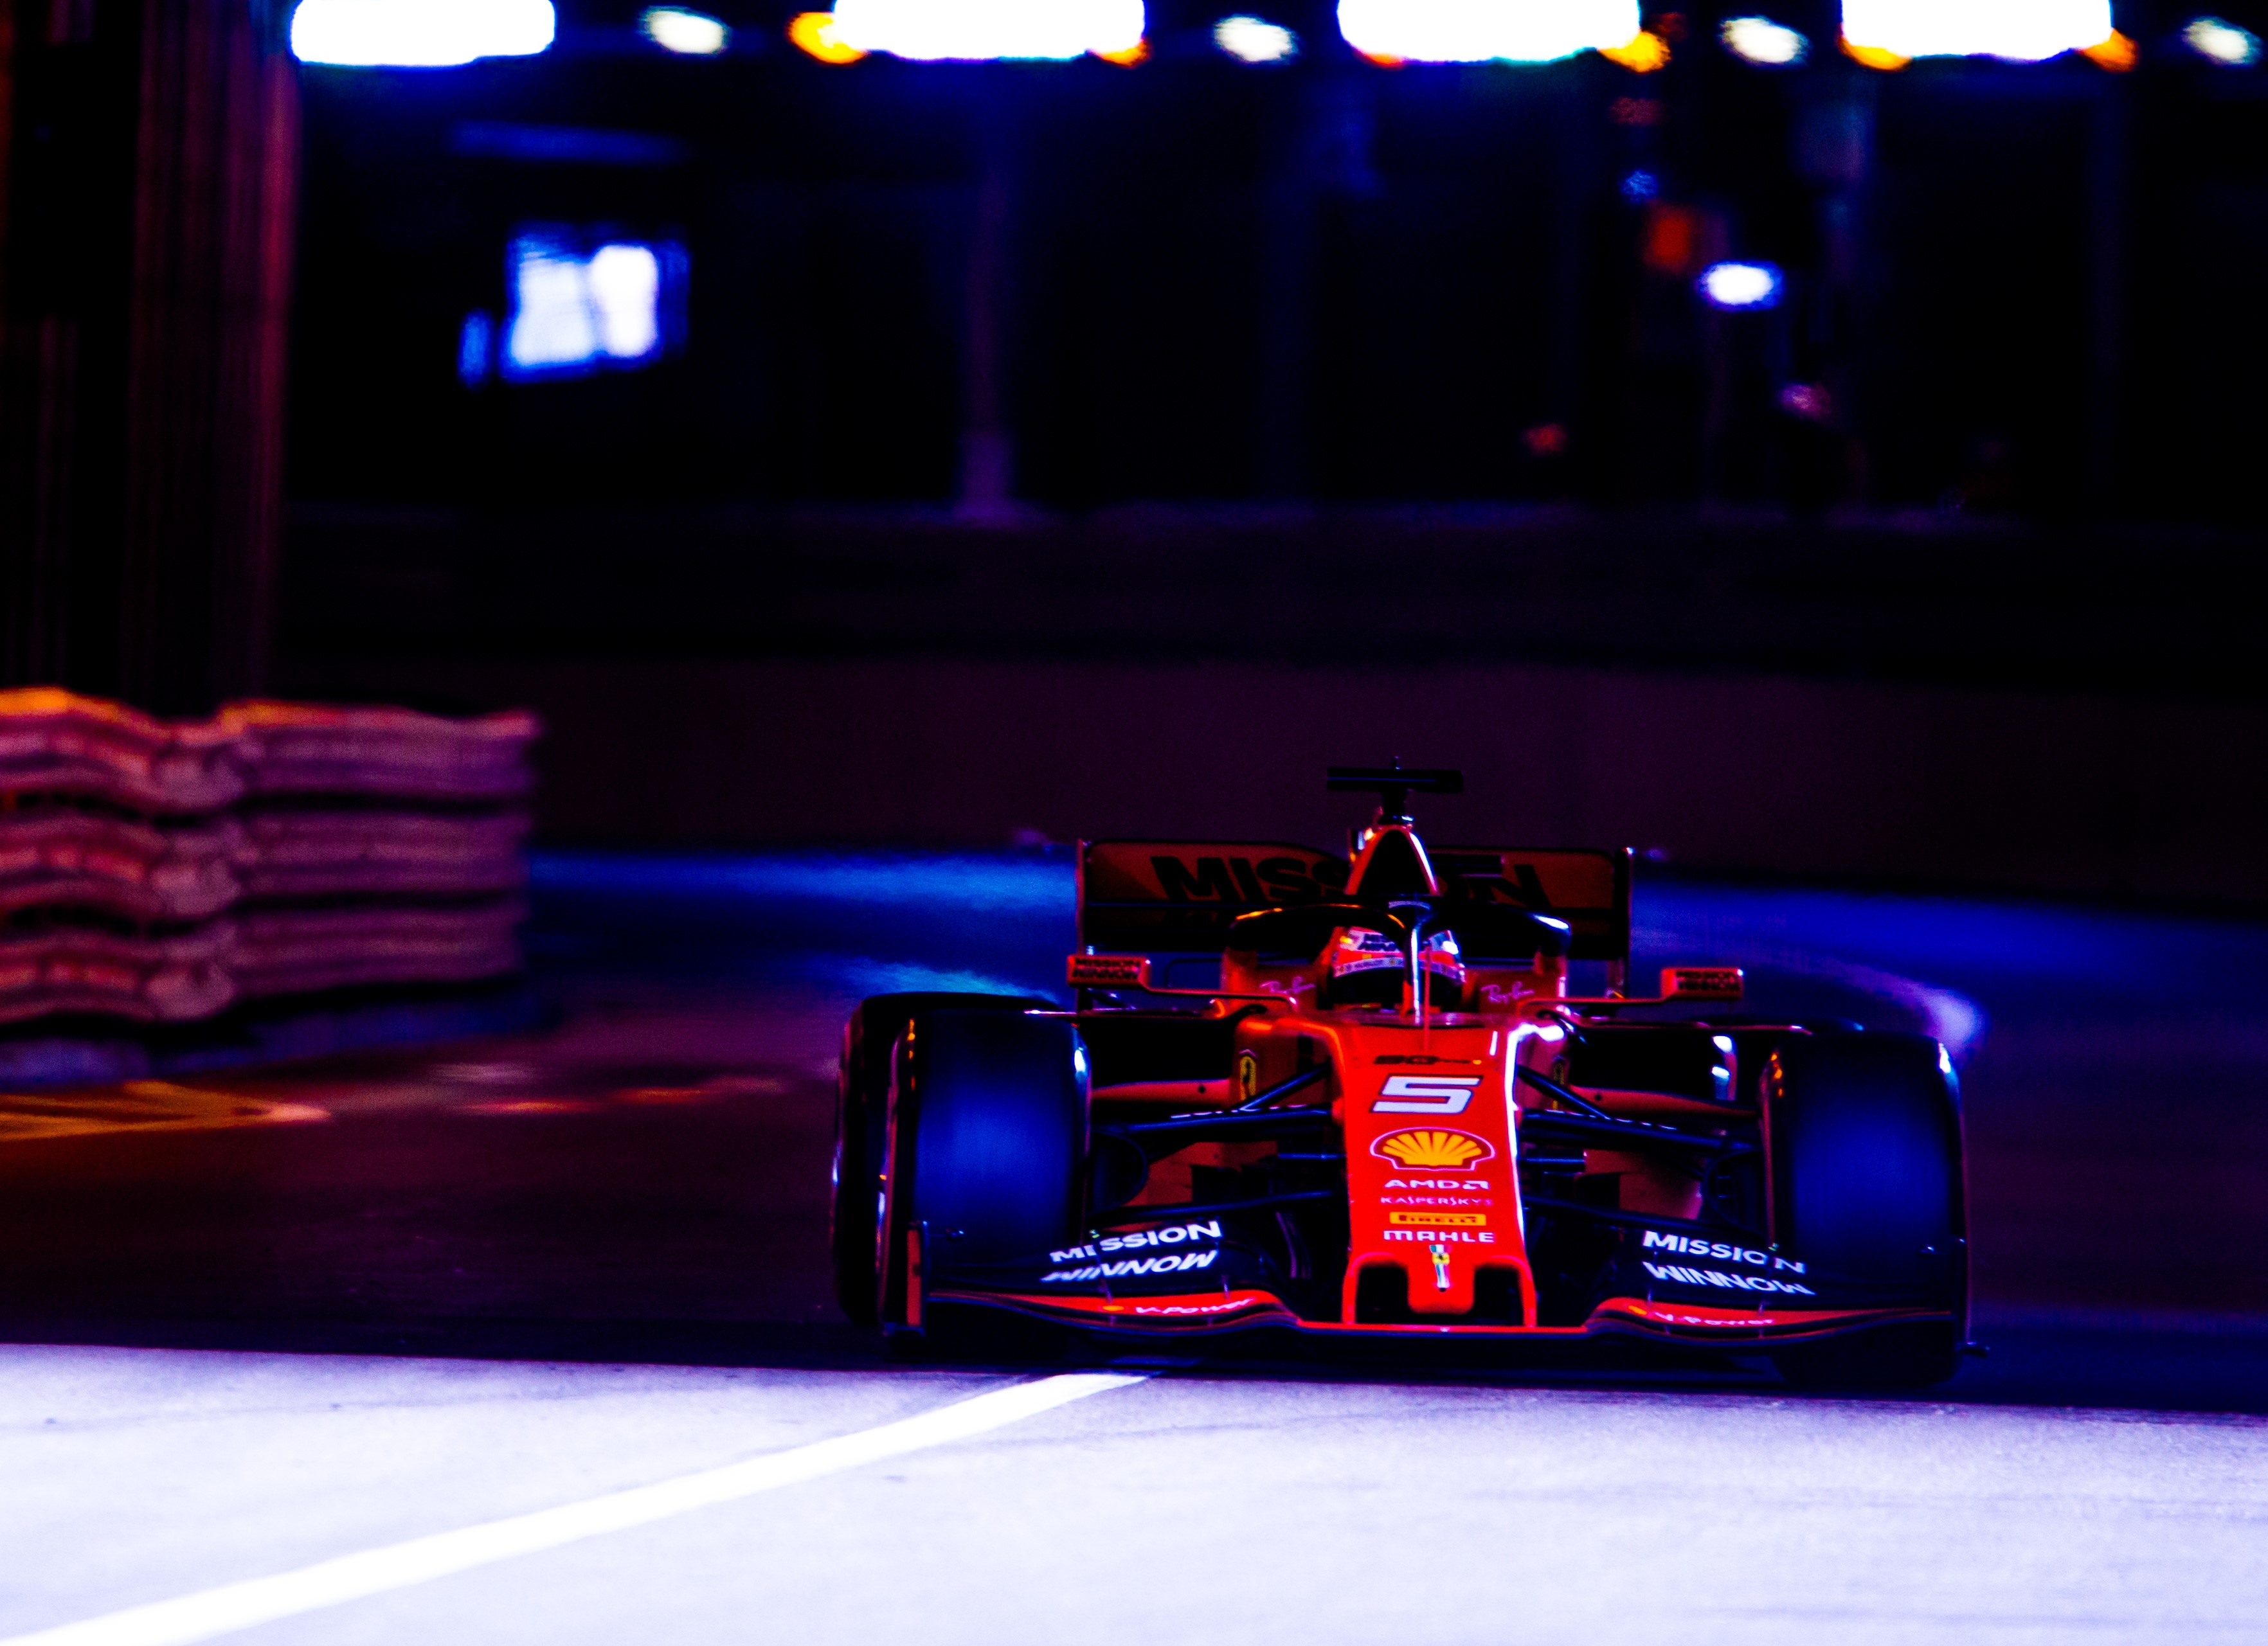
[875,1009,1090,1332]
[832,992,1048,1325]
[1764,1032,1967,1389]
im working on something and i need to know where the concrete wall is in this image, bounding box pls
[299,652,2268,909]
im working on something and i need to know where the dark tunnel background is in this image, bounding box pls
[287,0,2268,520]
[8,0,2268,901]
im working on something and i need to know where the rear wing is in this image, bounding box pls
[1079,841,1631,961]
[1078,841,1347,954]
[1430,846,1631,961]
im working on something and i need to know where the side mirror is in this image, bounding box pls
[1661,965,1743,1003]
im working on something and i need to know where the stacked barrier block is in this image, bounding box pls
[0,690,536,1026]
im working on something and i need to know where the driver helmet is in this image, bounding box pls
[1327,926,1465,1009]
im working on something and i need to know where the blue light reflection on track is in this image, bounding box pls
[529,846,2268,1039]
[526,846,2268,1325]
[1631,881,2268,1063]
[519,848,2268,1060]
[527,849,1079,1004]
[530,850,1070,913]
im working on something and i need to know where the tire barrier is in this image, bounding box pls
[0,690,536,1026]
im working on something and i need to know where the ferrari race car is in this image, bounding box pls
[833,767,1969,1386]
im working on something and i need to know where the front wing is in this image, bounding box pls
[920,1219,1955,1347]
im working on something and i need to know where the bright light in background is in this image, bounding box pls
[1336,0,1643,64]
[827,0,1146,60]
[2184,15,2262,64]
[1839,0,2113,62]
[1215,14,1299,60]
[1722,15,1807,63]
[2078,29,2136,67]
[788,12,867,60]
[1698,261,1783,310]
[289,0,554,65]
[503,235,679,380]
[586,246,663,358]
[1841,35,1909,66]
[1599,27,1671,69]
[642,6,730,53]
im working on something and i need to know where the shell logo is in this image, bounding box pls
[1371,1129,1495,1168]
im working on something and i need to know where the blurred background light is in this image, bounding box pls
[2184,15,2262,64]
[2079,28,2136,67]
[1841,34,1910,66]
[1643,201,1706,276]
[1722,15,1808,64]
[1839,0,2113,62]
[587,246,663,359]
[1336,0,1643,64]
[289,0,554,66]
[458,313,494,388]
[503,235,678,380]
[788,11,867,59]
[1214,14,1299,61]
[1599,28,1671,69]
[827,0,1147,60]
[1778,382,1833,422]
[1698,260,1783,310]
[641,6,730,53]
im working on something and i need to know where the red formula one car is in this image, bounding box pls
[833,767,1969,1386]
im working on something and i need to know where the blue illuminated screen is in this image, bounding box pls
[467,229,688,384]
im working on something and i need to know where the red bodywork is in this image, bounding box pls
[919,821,1958,1350]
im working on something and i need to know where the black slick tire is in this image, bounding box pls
[874,1008,1090,1335]
[831,991,1048,1325]
[1763,1031,1968,1390]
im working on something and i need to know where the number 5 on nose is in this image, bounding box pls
[1372,1075,1482,1114]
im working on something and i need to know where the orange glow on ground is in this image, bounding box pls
[0,1063,800,1143]
[458,1099,604,1116]
[616,1075,787,1105]
[0,1080,329,1143]
[1093,38,1147,65]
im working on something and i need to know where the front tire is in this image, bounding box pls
[1764,1032,1968,1389]
[875,1008,1090,1332]
[833,992,1048,1325]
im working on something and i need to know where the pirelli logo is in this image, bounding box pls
[1387,1211,1488,1228]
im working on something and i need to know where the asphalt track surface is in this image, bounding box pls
[3,854,2265,1645]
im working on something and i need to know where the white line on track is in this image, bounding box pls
[3,1370,1149,1646]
